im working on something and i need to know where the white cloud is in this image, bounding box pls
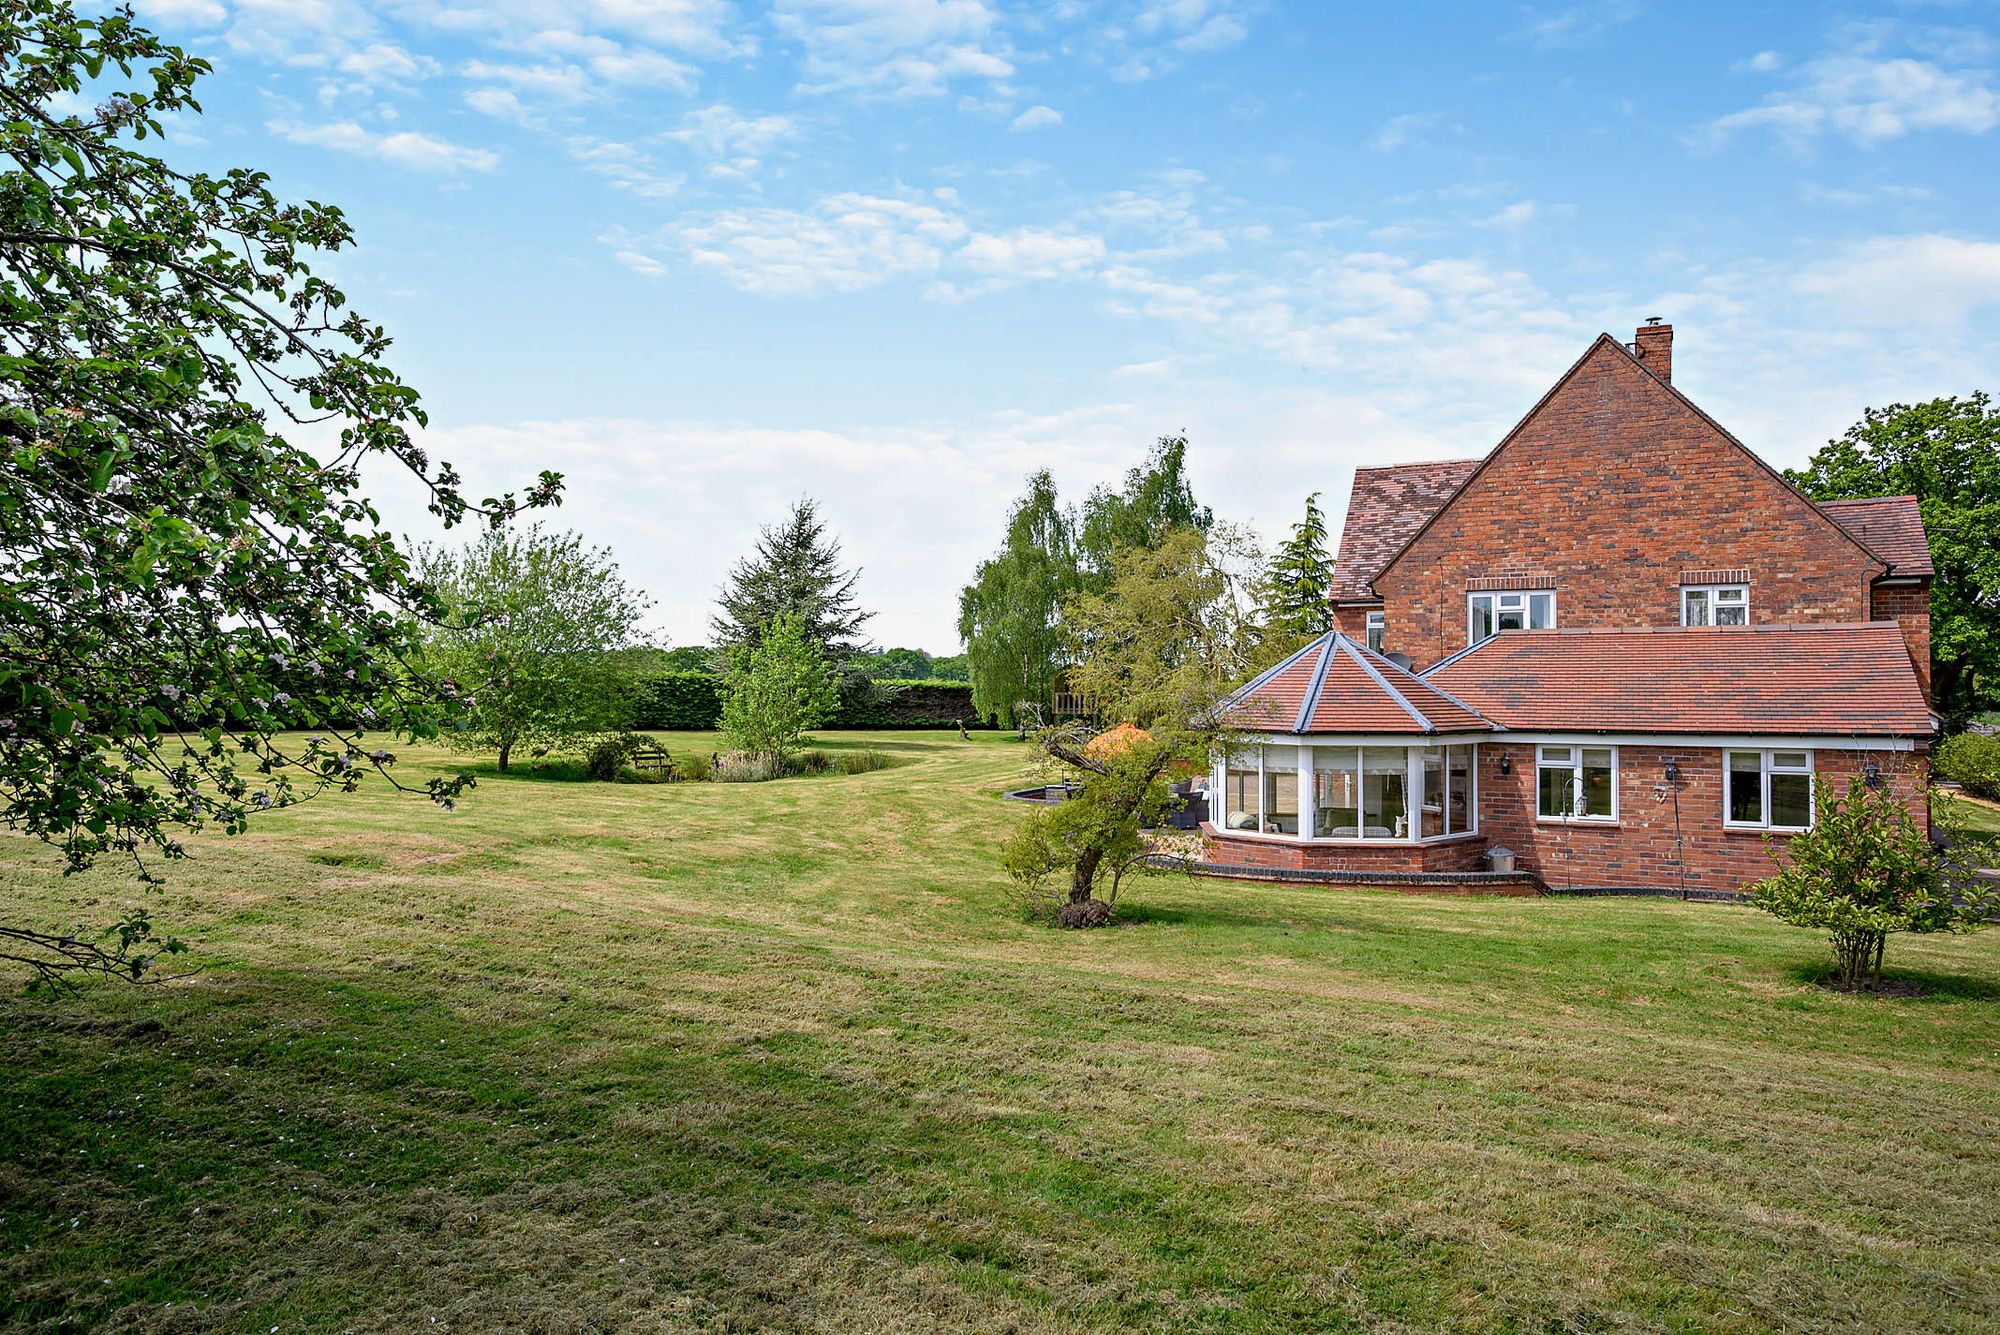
[265,119,499,172]
[133,0,227,24]
[1704,50,2000,145]
[664,104,798,157]
[771,0,1014,98]
[1518,0,1642,50]
[1793,233,2000,326]
[1371,112,1442,153]
[634,192,972,294]
[1010,104,1063,131]
[1103,0,1253,80]
[1474,200,1539,228]
[568,136,684,198]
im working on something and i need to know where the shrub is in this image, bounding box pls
[1936,730,2000,802]
[1752,777,1998,991]
[674,751,714,783]
[832,749,894,775]
[584,732,648,781]
[714,751,783,784]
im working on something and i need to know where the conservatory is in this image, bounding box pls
[1205,631,1495,869]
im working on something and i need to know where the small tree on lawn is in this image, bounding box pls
[719,613,838,767]
[1001,524,1258,927]
[419,526,651,772]
[1751,777,1998,991]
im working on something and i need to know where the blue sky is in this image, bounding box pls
[131,0,2000,651]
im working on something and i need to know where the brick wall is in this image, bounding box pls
[1201,826,1490,873]
[1871,581,1933,700]
[1473,742,1929,894]
[1372,339,1884,670]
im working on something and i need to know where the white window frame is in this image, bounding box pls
[1535,744,1618,822]
[1723,749,1815,831]
[1682,583,1750,627]
[1212,741,1480,843]
[1365,611,1385,654]
[1467,589,1556,645]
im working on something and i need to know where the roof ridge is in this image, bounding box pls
[1821,494,1921,506]
[1355,457,1483,473]
[1293,636,1339,734]
[1337,635,1435,732]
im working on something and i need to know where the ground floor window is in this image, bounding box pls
[1537,745,1617,820]
[1216,742,1478,841]
[1725,749,1813,830]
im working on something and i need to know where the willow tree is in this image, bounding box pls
[0,3,558,990]
[958,470,1076,727]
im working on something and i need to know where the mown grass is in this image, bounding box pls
[2,730,1998,1333]
[1939,788,2000,842]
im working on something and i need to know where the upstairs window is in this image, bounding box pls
[1365,611,1385,654]
[1682,584,1749,627]
[1725,750,1813,830]
[1537,745,1617,821]
[1468,590,1554,645]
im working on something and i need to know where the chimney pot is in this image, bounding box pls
[1634,319,1673,384]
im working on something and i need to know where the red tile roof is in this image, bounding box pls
[1224,633,1495,735]
[1819,496,1934,578]
[1423,623,1933,736]
[1330,459,1480,601]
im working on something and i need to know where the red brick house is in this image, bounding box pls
[1204,322,1937,895]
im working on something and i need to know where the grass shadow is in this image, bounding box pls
[1780,959,2000,1001]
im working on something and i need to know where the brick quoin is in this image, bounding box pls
[1369,337,1889,672]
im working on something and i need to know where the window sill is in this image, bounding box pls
[1534,817,1620,828]
[1723,824,1810,836]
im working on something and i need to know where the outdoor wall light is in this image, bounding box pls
[1864,759,1884,789]
[1498,754,1512,776]
[1663,761,1682,785]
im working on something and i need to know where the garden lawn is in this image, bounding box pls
[3,731,1999,1334]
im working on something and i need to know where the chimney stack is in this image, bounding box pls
[1634,316,1672,384]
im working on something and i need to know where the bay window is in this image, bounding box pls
[1537,745,1617,821]
[1469,590,1555,645]
[1725,750,1813,830]
[1212,741,1478,841]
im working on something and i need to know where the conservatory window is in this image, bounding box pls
[1262,750,1300,835]
[1537,745,1617,821]
[1223,756,1260,832]
[1725,750,1813,831]
[1468,590,1555,644]
[1422,743,1478,838]
[1313,746,1360,838]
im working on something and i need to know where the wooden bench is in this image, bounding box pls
[628,745,671,777]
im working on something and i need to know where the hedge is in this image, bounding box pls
[629,674,990,732]
[630,672,724,730]
[1936,730,2000,802]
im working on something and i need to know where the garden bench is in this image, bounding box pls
[628,745,670,777]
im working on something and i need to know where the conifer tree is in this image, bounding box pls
[711,499,873,666]
[1256,492,1335,640]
